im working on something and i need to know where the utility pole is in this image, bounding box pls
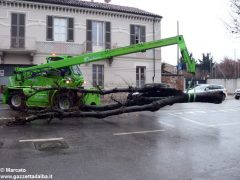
[177,20,179,74]
[236,49,240,78]
[234,48,237,78]
[237,59,239,78]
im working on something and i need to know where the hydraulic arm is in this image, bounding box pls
[16,35,196,74]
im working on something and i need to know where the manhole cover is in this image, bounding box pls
[33,140,69,151]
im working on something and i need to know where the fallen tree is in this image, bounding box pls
[7,85,225,126]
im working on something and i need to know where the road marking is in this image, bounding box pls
[218,110,228,112]
[169,112,240,127]
[168,113,208,127]
[113,129,165,136]
[174,112,183,115]
[158,121,175,128]
[169,108,240,116]
[195,111,206,113]
[227,109,238,111]
[209,122,240,127]
[210,110,218,113]
[185,111,196,114]
[19,137,64,143]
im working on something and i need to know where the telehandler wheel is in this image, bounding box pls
[9,91,26,111]
[55,93,74,110]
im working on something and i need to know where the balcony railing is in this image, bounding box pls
[0,35,161,59]
[0,35,36,51]
[36,41,85,55]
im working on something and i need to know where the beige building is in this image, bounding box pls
[0,0,162,89]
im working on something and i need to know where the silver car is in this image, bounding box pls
[185,84,227,100]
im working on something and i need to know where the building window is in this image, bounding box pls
[92,64,104,87]
[86,20,111,52]
[130,25,146,44]
[54,18,67,41]
[11,13,25,48]
[92,21,105,51]
[136,66,146,87]
[47,16,74,42]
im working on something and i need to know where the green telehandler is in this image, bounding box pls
[1,35,195,111]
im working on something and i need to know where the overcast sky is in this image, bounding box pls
[95,0,240,65]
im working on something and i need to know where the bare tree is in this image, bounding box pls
[216,58,239,78]
[228,0,240,35]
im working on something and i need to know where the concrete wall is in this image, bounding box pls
[0,0,162,89]
[207,79,240,94]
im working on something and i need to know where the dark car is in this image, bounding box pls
[127,83,173,100]
[234,89,240,99]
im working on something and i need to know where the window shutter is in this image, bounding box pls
[105,22,111,49]
[11,13,18,48]
[67,18,74,42]
[11,13,25,48]
[140,26,146,42]
[86,20,92,52]
[19,14,25,38]
[19,14,25,48]
[11,14,17,37]
[19,14,25,26]
[47,16,53,41]
[11,13,17,25]
[130,25,135,44]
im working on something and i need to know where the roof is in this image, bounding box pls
[19,0,162,18]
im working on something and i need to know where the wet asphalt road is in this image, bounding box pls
[0,97,240,180]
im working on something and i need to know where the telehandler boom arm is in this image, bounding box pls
[16,35,196,74]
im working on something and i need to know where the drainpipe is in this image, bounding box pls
[152,17,156,83]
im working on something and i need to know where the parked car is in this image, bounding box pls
[234,88,240,99]
[185,84,227,100]
[127,83,171,100]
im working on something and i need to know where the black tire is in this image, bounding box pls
[8,91,26,111]
[55,93,74,110]
[235,96,239,100]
